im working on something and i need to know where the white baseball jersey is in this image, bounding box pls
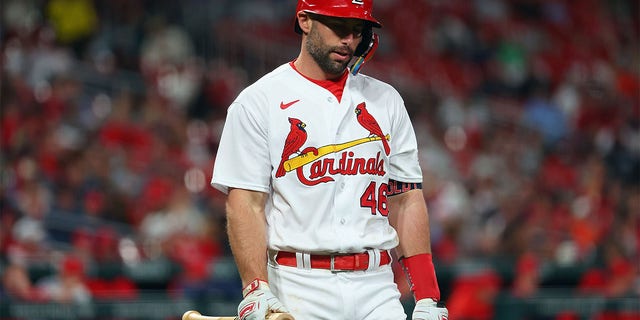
[211,62,422,254]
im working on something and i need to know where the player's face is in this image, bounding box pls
[305,14,364,75]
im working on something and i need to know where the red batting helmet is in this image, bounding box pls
[294,0,382,34]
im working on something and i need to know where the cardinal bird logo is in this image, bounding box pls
[276,117,309,177]
[355,102,390,155]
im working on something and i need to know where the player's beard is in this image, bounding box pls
[305,25,353,76]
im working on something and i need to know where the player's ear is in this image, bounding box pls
[297,11,312,34]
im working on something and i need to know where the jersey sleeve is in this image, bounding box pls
[388,92,423,183]
[211,100,272,194]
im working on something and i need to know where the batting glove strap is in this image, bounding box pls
[412,298,449,320]
[238,280,289,320]
[242,278,269,297]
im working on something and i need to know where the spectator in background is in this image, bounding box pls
[1,263,43,302]
[46,0,98,58]
[7,215,50,266]
[511,251,540,298]
[521,83,568,149]
[35,254,92,303]
[139,19,202,110]
[139,185,209,252]
[445,268,502,320]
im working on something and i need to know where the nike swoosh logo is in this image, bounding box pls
[280,99,300,110]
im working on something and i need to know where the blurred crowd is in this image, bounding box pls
[1,0,638,319]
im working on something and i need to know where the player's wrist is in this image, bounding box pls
[399,253,441,301]
[242,278,270,297]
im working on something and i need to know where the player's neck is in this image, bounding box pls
[293,56,344,81]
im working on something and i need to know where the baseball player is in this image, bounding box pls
[211,0,449,319]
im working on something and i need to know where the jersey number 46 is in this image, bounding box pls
[360,181,389,216]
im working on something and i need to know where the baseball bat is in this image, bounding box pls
[283,134,390,172]
[182,310,294,320]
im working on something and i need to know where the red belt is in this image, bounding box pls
[275,250,392,271]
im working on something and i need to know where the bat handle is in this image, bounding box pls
[182,310,294,320]
[267,313,295,320]
[182,310,236,320]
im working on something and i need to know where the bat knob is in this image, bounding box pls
[182,310,201,320]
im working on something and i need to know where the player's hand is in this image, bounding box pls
[412,298,448,320]
[238,279,288,320]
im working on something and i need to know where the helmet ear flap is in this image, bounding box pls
[354,27,373,56]
[350,31,378,75]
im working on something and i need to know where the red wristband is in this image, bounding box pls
[399,253,441,301]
